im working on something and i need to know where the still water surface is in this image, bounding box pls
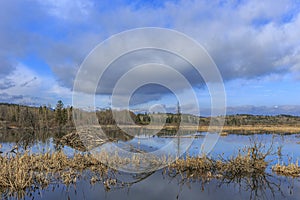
[1,130,300,200]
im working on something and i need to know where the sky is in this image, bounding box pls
[1,0,300,115]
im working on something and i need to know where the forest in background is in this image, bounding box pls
[1,101,300,131]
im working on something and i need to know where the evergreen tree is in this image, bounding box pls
[55,100,67,126]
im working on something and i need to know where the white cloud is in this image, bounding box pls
[0,63,71,105]
[36,0,94,22]
[237,0,292,22]
[1,0,300,108]
[33,0,300,89]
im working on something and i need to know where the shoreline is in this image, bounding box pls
[111,125,300,134]
[1,124,300,134]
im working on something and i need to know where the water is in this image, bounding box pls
[24,173,300,200]
[1,130,300,200]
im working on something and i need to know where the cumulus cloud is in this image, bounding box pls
[41,0,300,91]
[0,93,23,102]
[0,79,15,90]
[163,0,300,81]
[0,64,72,106]
[0,1,29,77]
[37,0,94,22]
[0,0,300,107]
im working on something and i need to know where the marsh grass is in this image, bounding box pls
[167,139,272,183]
[0,137,295,199]
[168,155,215,182]
[0,148,172,198]
[272,161,300,177]
[1,147,271,198]
[0,151,111,198]
[218,141,271,177]
[164,142,277,200]
[198,125,300,134]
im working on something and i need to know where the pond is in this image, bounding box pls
[0,129,300,200]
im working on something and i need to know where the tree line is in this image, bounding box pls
[1,101,300,131]
[0,101,74,130]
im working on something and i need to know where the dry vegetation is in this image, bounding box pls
[0,132,298,199]
[0,148,172,198]
[0,142,272,198]
[197,125,300,134]
[168,141,271,182]
[0,151,111,198]
[272,161,300,177]
[167,155,216,182]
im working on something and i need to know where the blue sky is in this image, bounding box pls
[1,0,300,115]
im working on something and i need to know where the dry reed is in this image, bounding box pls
[0,151,110,198]
[167,140,271,181]
[0,138,295,199]
[272,161,300,177]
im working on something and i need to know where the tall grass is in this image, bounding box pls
[168,141,271,181]
[0,151,110,198]
[272,161,300,177]
[0,138,295,199]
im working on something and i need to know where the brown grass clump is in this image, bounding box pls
[272,161,300,177]
[167,140,272,182]
[170,155,214,172]
[217,148,269,178]
[0,149,170,197]
[168,155,215,180]
[0,154,34,191]
[0,138,279,199]
[0,151,110,198]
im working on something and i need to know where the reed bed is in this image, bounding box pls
[272,161,300,177]
[167,153,268,181]
[0,149,172,198]
[0,151,111,198]
[0,139,296,199]
[217,144,269,176]
[167,141,271,181]
[168,155,215,180]
[198,125,300,134]
[1,148,270,197]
